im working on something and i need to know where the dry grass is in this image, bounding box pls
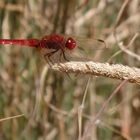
[0,0,140,140]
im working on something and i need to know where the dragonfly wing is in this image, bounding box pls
[69,36,107,60]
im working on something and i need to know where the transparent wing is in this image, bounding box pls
[75,36,107,50]
[66,35,108,61]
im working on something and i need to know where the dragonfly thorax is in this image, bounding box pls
[40,34,65,50]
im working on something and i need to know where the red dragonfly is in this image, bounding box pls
[0,34,106,64]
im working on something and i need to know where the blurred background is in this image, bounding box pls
[0,0,140,140]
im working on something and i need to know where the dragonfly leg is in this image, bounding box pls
[44,49,59,65]
[44,55,52,66]
[59,52,65,62]
[61,50,69,62]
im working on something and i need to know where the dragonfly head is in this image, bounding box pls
[65,37,76,50]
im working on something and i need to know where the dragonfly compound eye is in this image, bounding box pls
[65,37,76,49]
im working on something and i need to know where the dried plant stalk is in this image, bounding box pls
[51,61,140,84]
